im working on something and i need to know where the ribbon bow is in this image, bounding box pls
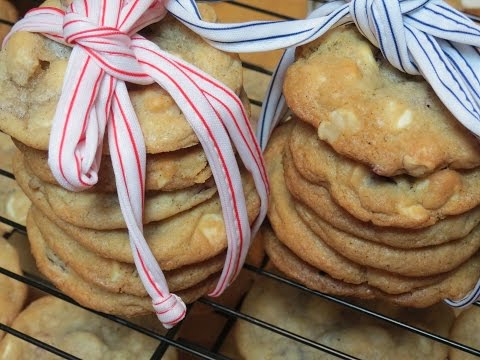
[5,0,270,328]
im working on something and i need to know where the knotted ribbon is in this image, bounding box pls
[5,0,270,328]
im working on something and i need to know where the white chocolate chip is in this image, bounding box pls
[385,101,410,131]
[356,43,376,67]
[396,110,413,129]
[318,121,341,142]
[110,262,121,282]
[6,190,30,224]
[318,109,361,142]
[415,179,430,193]
[385,100,400,111]
[311,73,327,84]
[350,166,369,187]
[461,0,480,9]
[5,33,41,86]
[403,155,431,177]
[197,213,226,247]
[398,204,428,221]
[332,110,361,133]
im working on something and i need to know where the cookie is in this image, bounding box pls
[263,226,376,299]
[4,231,45,304]
[27,213,218,316]
[0,175,31,235]
[14,151,260,269]
[386,251,480,307]
[283,24,480,177]
[0,296,178,360]
[32,205,224,296]
[289,119,480,228]
[296,198,480,277]
[0,131,15,172]
[449,306,480,360]
[265,219,480,307]
[234,276,454,360]
[0,1,243,153]
[30,169,217,230]
[0,237,28,340]
[0,130,30,235]
[447,0,480,16]
[0,0,17,44]
[283,150,480,249]
[17,140,213,192]
[264,123,450,295]
[15,84,250,192]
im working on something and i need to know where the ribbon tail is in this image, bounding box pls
[48,48,105,191]
[257,48,295,150]
[133,39,249,297]
[167,53,269,196]
[108,81,186,329]
[169,54,270,280]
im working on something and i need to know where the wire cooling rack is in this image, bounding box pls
[1,1,480,359]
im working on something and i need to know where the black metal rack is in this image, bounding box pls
[1,1,480,359]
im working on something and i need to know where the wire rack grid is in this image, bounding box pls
[1,0,480,359]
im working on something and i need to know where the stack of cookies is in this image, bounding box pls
[0,1,260,317]
[264,24,480,307]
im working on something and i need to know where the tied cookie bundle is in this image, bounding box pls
[261,1,480,308]
[0,0,270,328]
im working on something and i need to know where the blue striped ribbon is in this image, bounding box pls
[167,0,480,307]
